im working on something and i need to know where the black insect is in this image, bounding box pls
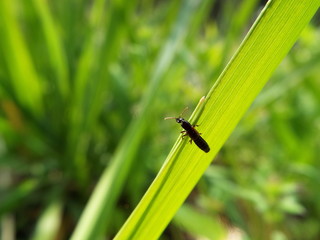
[165,108,210,153]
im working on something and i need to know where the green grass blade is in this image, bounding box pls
[66,0,109,182]
[0,1,43,115]
[66,0,136,183]
[31,0,70,98]
[0,179,39,216]
[31,201,63,240]
[114,0,320,239]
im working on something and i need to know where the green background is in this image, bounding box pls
[0,0,319,239]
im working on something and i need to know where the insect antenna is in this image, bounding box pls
[164,116,176,120]
[164,107,189,120]
[180,107,188,117]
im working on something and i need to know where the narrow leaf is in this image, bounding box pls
[114,0,320,239]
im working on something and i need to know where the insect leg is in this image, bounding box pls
[180,130,189,139]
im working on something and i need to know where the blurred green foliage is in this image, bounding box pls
[0,0,319,239]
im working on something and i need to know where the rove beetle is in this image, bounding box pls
[165,108,210,153]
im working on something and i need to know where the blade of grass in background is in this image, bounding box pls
[70,0,203,239]
[31,201,62,240]
[66,0,136,183]
[114,0,320,239]
[0,1,43,115]
[0,179,39,216]
[66,0,112,183]
[31,0,69,99]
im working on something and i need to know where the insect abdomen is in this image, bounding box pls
[181,120,210,153]
[193,135,210,153]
